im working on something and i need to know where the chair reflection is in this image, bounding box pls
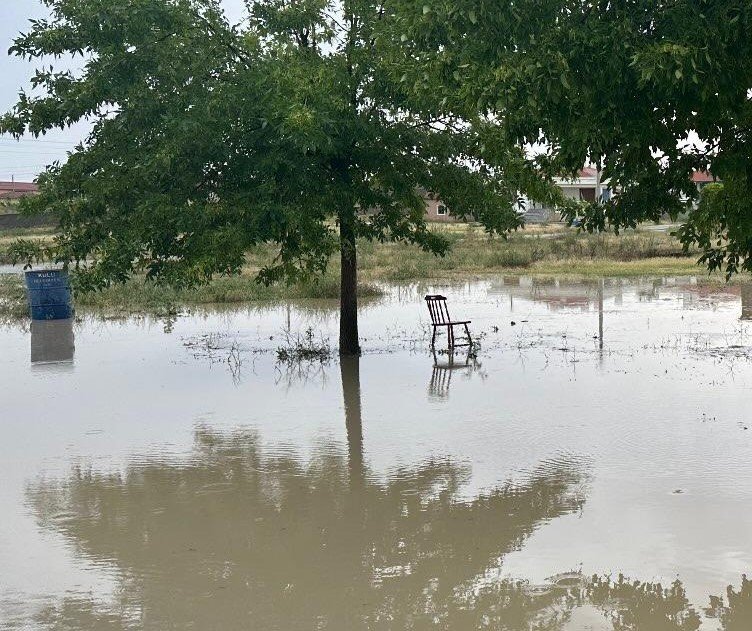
[30,318,75,364]
[428,347,479,398]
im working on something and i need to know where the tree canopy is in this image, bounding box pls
[1,0,564,354]
[393,0,752,276]
[7,0,746,348]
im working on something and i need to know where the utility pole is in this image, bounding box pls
[594,163,601,201]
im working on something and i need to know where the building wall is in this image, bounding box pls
[560,185,598,202]
[424,197,459,223]
[0,213,56,231]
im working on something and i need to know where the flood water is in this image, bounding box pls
[2,276,752,630]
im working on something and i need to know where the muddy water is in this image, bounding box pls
[2,276,752,630]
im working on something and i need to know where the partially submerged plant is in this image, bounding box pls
[276,328,331,363]
[183,333,245,383]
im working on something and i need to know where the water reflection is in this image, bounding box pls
[23,360,589,629]
[588,575,701,630]
[597,278,604,352]
[6,274,752,630]
[706,574,752,629]
[30,318,75,364]
[428,348,483,399]
[741,285,752,321]
[487,276,741,315]
[340,355,364,485]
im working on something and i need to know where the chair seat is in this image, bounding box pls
[431,320,471,326]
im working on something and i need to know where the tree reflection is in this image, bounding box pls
[25,359,589,630]
[27,430,588,630]
[742,285,752,321]
[589,574,701,630]
[706,575,752,630]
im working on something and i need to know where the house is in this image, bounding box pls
[359,191,460,223]
[520,168,614,223]
[522,168,719,222]
[0,181,49,230]
[554,167,611,203]
[420,166,715,224]
[692,170,715,193]
[424,194,458,223]
[0,181,39,201]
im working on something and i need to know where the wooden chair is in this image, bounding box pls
[424,295,472,349]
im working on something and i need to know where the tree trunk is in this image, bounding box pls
[339,206,360,355]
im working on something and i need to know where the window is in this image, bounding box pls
[436,203,448,216]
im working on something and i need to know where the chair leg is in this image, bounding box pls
[431,326,437,349]
[448,324,454,349]
[464,323,472,347]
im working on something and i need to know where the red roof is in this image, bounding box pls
[578,167,598,178]
[692,170,714,183]
[0,181,38,200]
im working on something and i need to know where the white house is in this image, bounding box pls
[554,167,611,203]
[521,167,612,223]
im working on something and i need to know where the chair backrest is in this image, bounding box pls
[425,295,451,325]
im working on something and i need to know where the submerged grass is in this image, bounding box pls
[0,275,29,320]
[75,271,382,314]
[276,327,332,363]
[0,222,745,319]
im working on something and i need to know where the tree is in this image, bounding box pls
[1,0,565,354]
[391,0,752,277]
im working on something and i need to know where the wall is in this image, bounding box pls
[424,198,459,223]
[0,213,56,231]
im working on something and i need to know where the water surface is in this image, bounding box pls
[2,276,752,630]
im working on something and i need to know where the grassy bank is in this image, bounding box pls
[0,223,735,319]
[354,224,703,280]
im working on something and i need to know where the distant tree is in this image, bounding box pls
[1,0,566,354]
[391,0,752,277]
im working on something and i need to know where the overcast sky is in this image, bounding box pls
[0,0,247,183]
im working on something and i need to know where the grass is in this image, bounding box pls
[0,226,57,264]
[355,224,703,280]
[0,268,383,320]
[0,201,21,215]
[0,222,743,319]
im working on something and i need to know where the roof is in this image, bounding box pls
[692,170,714,183]
[0,181,39,200]
[0,181,38,192]
[554,167,601,186]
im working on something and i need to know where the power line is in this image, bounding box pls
[0,151,70,156]
[0,138,79,146]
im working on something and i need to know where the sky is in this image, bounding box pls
[0,0,247,183]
